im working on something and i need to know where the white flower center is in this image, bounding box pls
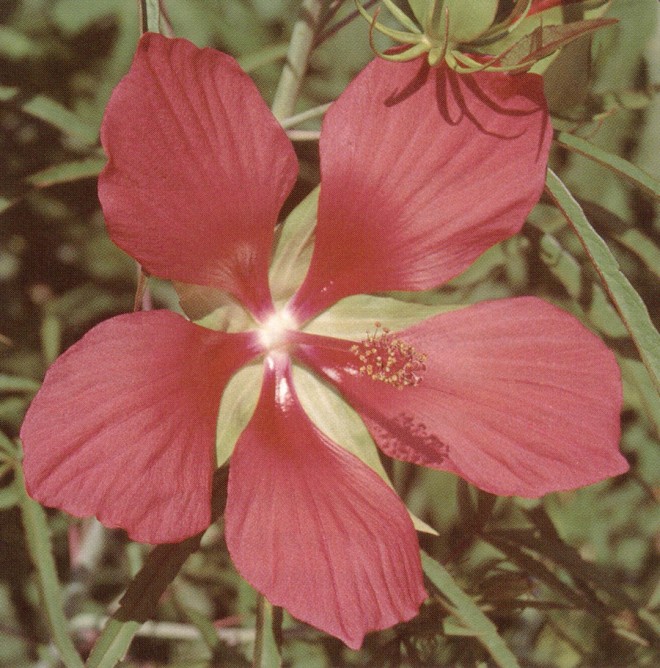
[258,309,297,350]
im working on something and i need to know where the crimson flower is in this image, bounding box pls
[20,34,627,648]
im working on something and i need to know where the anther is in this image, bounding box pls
[350,323,427,389]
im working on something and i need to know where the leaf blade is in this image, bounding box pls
[421,551,520,668]
[545,169,660,392]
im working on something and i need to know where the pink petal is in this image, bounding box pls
[295,298,627,496]
[99,34,298,317]
[289,59,551,319]
[20,311,258,544]
[225,355,426,649]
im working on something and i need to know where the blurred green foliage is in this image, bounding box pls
[0,0,658,666]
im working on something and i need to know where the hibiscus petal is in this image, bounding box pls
[225,355,426,649]
[289,58,552,320]
[99,34,298,317]
[20,311,258,544]
[295,298,627,496]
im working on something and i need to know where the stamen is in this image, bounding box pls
[350,323,427,390]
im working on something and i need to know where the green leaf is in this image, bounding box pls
[0,26,46,59]
[421,551,520,667]
[26,157,106,188]
[86,534,203,668]
[85,619,142,668]
[537,233,628,339]
[0,86,99,145]
[485,534,602,615]
[87,470,229,668]
[0,374,41,393]
[40,315,62,366]
[497,18,617,68]
[0,195,17,215]
[178,605,221,654]
[0,430,18,457]
[21,94,98,144]
[555,132,660,200]
[545,169,660,393]
[14,459,85,668]
[0,482,19,509]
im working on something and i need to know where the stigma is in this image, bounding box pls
[350,323,427,390]
[258,309,297,350]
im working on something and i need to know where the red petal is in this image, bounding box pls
[529,0,569,14]
[295,298,627,496]
[99,34,297,317]
[20,311,257,544]
[225,355,426,648]
[289,59,551,319]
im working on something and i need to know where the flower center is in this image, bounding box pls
[350,323,427,390]
[258,310,297,350]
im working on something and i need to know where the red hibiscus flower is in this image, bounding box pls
[19,34,627,648]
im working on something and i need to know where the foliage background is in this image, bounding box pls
[0,0,658,666]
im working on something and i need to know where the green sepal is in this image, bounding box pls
[302,293,461,340]
[269,186,318,306]
[354,1,424,45]
[292,364,438,535]
[381,0,422,34]
[473,0,532,46]
[407,0,432,26]
[439,0,499,44]
[215,363,263,467]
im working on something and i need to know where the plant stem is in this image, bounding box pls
[281,102,331,129]
[138,0,161,34]
[252,594,281,668]
[271,0,326,120]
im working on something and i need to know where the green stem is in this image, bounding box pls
[252,594,266,668]
[271,0,326,120]
[139,0,161,34]
[252,594,281,668]
[280,102,331,129]
[14,458,85,668]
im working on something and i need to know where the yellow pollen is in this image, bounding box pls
[350,323,427,389]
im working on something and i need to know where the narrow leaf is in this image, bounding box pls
[0,374,41,393]
[545,169,660,392]
[22,94,98,144]
[86,468,228,667]
[26,157,106,188]
[555,132,660,200]
[85,619,142,668]
[421,551,520,668]
[498,18,617,68]
[15,458,85,668]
